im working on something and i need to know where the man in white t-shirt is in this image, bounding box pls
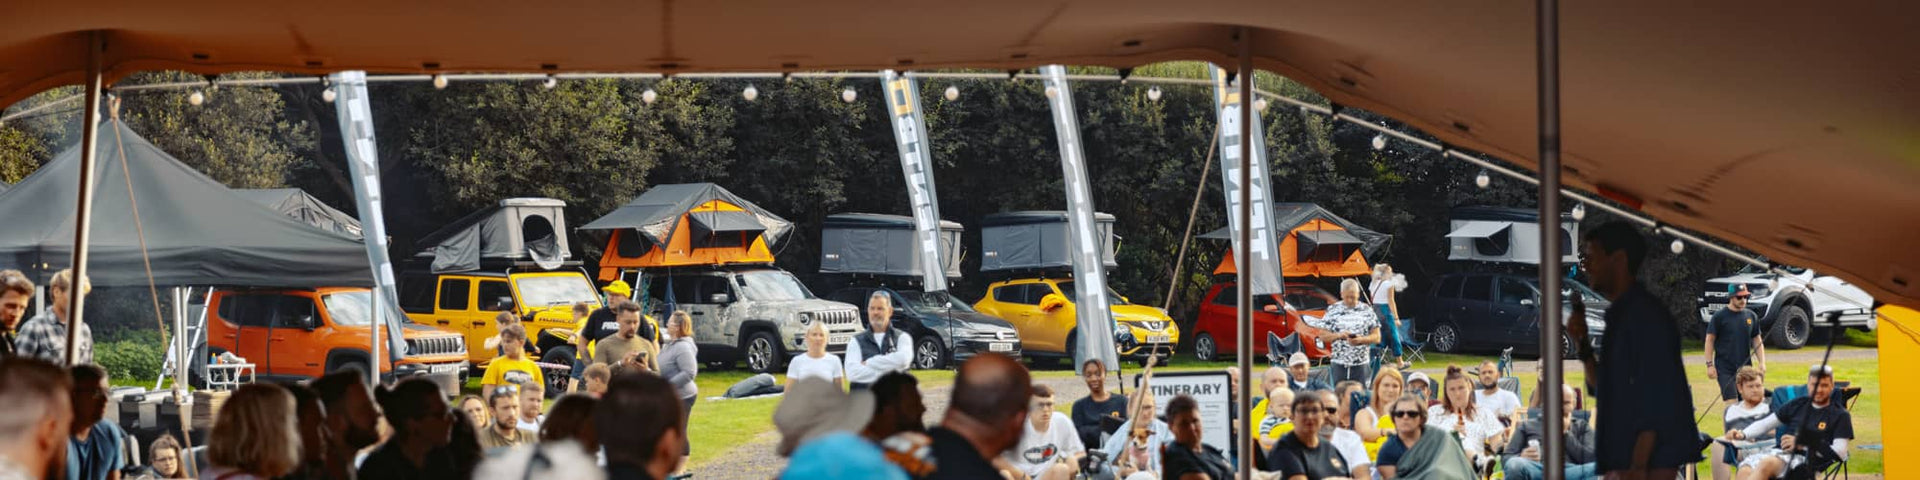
[785,322,845,389]
[1475,361,1523,418]
[1002,384,1085,480]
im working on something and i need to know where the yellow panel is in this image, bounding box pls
[1878,304,1918,476]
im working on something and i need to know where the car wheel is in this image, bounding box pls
[540,346,576,398]
[1766,304,1811,350]
[1432,323,1462,353]
[744,331,784,374]
[1560,332,1579,359]
[914,335,947,370]
[1194,332,1218,362]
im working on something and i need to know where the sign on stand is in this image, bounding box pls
[1140,371,1235,455]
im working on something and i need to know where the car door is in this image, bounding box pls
[214,293,276,370]
[432,277,489,363]
[267,294,321,377]
[1493,276,1541,346]
[1201,286,1239,353]
[1250,294,1288,355]
[1036,283,1077,354]
[1458,275,1496,347]
[676,274,732,347]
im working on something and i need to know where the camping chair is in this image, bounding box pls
[1757,383,1861,480]
[1397,320,1428,364]
[1267,331,1302,367]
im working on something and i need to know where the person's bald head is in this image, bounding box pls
[1262,367,1289,394]
[0,358,73,478]
[943,354,1032,456]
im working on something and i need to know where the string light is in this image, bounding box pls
[322,87,336,103]
[432,74,448,89]
[1254,98,1269,112]
[841,87,857,103]
[944,85,959,101]
[641,88,658,105]
[542,75,558,89]
[743,84,759,101]
[1571,203,1587,221]
[1044,86,1059,99]
[1146,86,1162,102]
[1371,134,1387,151]
[1475,170,1491,189]
[1671,239,1687,254]
[188,90,205,106]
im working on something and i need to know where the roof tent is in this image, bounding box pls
[819,213,964,279]
[412,198,573,273]
[0,120,372,287]
[580,183,792,277]
[1447,206,1577,265]
[979,211,1118,272]
[1203,203,1390,278]
[236,188,363,240]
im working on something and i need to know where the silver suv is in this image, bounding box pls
[644,267,864,373]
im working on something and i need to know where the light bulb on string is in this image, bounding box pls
[1371,134,1386,151]
[1044,86,1059,99]
[1571,203,1587,221]
[1671,239,1686,254]
[321,87,336,103]
[944,85,959,101]
[1475,170,1491,189]
[188,90,205,106]
[542,75,558,89]
[432,74,448,89]
[1146,86,1162,102]
[743,84,759,101]
[641,88,658,105]
[1254,98,1269,112]
[841,87,857,103]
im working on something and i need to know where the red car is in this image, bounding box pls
[1191,282,1339,361]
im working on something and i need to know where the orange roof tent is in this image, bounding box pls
[1202,203,1390,278]
[578,183,792,279]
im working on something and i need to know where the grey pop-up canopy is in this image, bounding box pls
[579,183,794,246]
[1202,203,1391,258]
[979,211,1118,272]
[412,198,573,273]
[237,188,363,240]
[819,213,963,278]
[0,120,372,287]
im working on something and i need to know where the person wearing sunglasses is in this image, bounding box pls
[1376,395,1473,479]
[1267,390,1352,480]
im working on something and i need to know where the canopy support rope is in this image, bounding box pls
[1162,119,1219,312]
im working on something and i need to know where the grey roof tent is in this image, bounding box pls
[237,188,363,239]
[578,183,794,246]
[979,211,1118,272]
[819,213,964,278]
[0,120,373,287]
[413,198,573,273]
[1200,202,1392,260]
[1446,206,1577,265]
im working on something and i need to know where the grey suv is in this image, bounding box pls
[644,267,864,373]
[1413,273,1609,357]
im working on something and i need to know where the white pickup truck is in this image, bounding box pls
[1698,265,1875,350]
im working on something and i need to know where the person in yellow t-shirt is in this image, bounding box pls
[482,324,544,392]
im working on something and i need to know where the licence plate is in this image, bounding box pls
[429,363,462,375]
[989,342,1014,352]
[829,334,852,345]
[1146,334,1171,344]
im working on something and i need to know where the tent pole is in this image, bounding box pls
[65,30,105,366]
[1235,27,1256,478]
[1536,0,1567,478]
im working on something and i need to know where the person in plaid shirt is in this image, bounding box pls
[0,270,33,359]
[12,269,91,366]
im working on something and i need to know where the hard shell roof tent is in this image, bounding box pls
[1202,202,1390,278]
[978,211,1119,273]
[579,183,793,280]
[1446,206,1577,265]
[237,188,364,240]
[412,198,573,274]
[819,213,963,279]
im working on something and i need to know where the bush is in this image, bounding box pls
[94,330,166,383]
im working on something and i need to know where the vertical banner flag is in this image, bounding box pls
[881,70,949,292]
[1209,66,1284,296]
[330,71,406,378]
[1040,65,1121,370]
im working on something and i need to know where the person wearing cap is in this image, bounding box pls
[1405,372,1435,406]
[1705,286,1766,401]
[774,378,907,479]
[586,281,652,349]
[1287,353,1332,393]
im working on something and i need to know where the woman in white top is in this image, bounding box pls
[1713,366,1770,480]
[1426,365,1507,471]
[785,321,845,389]
[1370,264,1408,368]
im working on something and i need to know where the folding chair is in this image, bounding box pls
[1397,320,1428,364]
[1762,383,1861,480]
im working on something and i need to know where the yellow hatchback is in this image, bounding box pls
[973,277,1178,362]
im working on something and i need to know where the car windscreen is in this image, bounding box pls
[323,291,376,326]
[736,271,815,301]
[900,291,979,313]
[516,275,602,308]
[1055,281,1129,305]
